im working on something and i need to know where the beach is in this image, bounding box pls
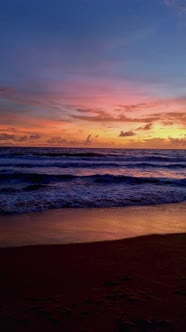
[0,203,186,331]
[0,202,186,247]
[0,232,186,331]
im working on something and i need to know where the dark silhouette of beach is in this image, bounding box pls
[0,233,186,331]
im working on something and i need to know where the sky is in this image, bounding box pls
[0,0,186,149]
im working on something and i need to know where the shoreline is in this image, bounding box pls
[0,202,186,247]
[0,233,186,331]
[1,202,185,330]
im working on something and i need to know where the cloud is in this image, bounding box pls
[136,123,153,131]
[158,111,186,126]
[0,87,16,94]
[15,136,28,142]
[1,81,186,148]
[169,137,186,146]
[85,134,99,144]
[15,134,40,142]
[86,135,93,144]
[47,136,67,144]
[7,127,17,132]
[47,136,89,146]
[75,107,104,114]
[1,82,186,132]
[72,113,158,123]
[0,130,98,147]
[162,121,174,126]
[0,85,71,127]
[0,132,42,142]
[0,133,15,140]
[119,130,136,137]
[30,134,40,140]
[72,98,186,128]
[117,102,158,112]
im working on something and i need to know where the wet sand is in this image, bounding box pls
[0,202,186,247]
[0,233,186,331]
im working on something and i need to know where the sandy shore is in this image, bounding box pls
[0,202,186,247]
[0,233,186,331]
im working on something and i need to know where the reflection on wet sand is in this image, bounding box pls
[0,202,185,247]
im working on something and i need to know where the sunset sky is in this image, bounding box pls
[0,0,186,148]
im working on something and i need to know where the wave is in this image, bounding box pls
[0,148,186,163]
[1,155,186,164]
[0,148,185,214]
[0,172,75,183]
[0,184,186,214]
[92,174,186,186]
[0,172,185,187]
[0,184,48,193]
[0,152,107,158]
[0,162,185,169]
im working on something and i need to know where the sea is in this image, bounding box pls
[0,147,186,214]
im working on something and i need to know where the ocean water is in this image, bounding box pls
[0,147,185,214]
